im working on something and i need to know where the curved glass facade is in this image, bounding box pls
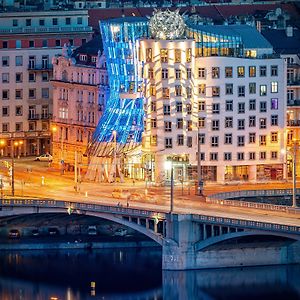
[87,17,148,157]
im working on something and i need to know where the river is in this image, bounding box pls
[0,249,299,300]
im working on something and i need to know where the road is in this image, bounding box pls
[0,157,299,228]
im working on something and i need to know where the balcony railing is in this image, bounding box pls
[28,64,53,71]
[287,120,300,126]
[41,114,52,120]
[287,99,300,106]
[28,114,39,120]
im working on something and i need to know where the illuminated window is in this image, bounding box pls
[212,86,220,97]
[58,107,68,119]
[186,48,192,63]
[187,120,192,131]
[186,103,192,114]
[198,84,206,95]
[271,81,278,93]
[175,49,181,63]
[271,98,278,110]
[151,135,157,146]
[212,67,219,79]
[149,85,156,96]
[175,85,182,96]
[162,87,169,99]
[160,49,168,63]
[146,48,152,62]
[249,66,256,77]
[237,66,245,77]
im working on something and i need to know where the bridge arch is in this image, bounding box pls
[194,230,300,252]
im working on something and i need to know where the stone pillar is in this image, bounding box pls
[216,165,225,183]
[249,165,257,182]
[155,154,165,185]
[154,220,158,233]
[203,224,207,240]
[137,218,141,225]
[146,219,149,229]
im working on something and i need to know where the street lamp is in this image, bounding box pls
[164,160,174,213]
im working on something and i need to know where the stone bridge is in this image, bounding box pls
[0,198,300,270]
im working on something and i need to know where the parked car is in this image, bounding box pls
[31,229,39,236]
[112,189,131,200]
[8,229,20,238]
[35,154,53,162]
[48,227,59,235]
[114,228,128,237]
[88,226,97,235]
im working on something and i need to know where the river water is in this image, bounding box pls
[0,249,299,300]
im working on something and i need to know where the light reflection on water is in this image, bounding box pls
[0,249,299,300]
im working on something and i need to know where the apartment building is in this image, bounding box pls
[0,10,93,157]
[51,36,108,169]
[88,10,286,184]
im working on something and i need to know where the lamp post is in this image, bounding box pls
[165,160,174,213]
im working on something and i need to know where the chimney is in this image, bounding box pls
[286,26,293,37]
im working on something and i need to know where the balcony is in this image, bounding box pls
[28,64,53,72]
[287,99,300,107]
[41,114,52,120]
[28,114,39,120]
[287,120,300,127]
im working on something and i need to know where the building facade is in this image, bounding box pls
[0,10,93,157]
[51,37,108,170]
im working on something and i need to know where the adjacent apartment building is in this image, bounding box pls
[0,10,93,157]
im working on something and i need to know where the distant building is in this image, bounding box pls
[0,10,93,157]
[51,36,108,169]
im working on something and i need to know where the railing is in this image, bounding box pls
[193,214,300,235]
[28,114,39,120]
[287,120,300,127]
[28,65,53,71]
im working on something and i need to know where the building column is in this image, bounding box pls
[155,154,165,184]
[217,165,225,183]
[248,165,257,182]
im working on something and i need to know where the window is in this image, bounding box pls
[162,88,169,99]
[29,40,34,48]
[176,102,182,112]
[271,81,278,93]
[2,41,8,48]
[260,151,266,160]
[187,136,193,148]
[238,119,245,130]
[271,151,278,159]
[238,103,245,114]
[2,106,9,116]
[42,55,48,69]
[177,118,183,129]
[249,133,256,143]
[212,87,220,97]
[187,120,192,131]
[271,98,278,110]
[260,66,267,76]
[271,115,278,126]
[186,48,192,63]
[238,86,245,97]
[226,100,233,111]
[249,152,256,160]
[15,89,22,99]
[175,49,181,63]
[198,84,206,95]
[199,133,205,144]
[42,72,49,82]
[225,67,232,78]
[186,103,192,114]
[42,40,48,48]
[42,88,49,98]
[163,104,170,115]
[55,39,61,47]
[224,152,232,161]
[69,39,74,46]
[29,89,36,99]
[249,82,256,94]
[271,65,278,76]
[146,48,152,62]
[177,134,184,146]
[39,19,45,26]
[151,118,157,128]
[211,136,219,147]
[162,69,168,80]
[225,117,233,128]
[212,120,219,131]
[212,67,219,79]
[16,40,21,48]
[237,152,244,161]
[175,85,182,96]
[260,118,267,129]
[150,101,156,112]
[186,68,192,79]
[77,17,83,24]
[165,138,172,149]
[29,56,35,69]
[164,121,172,132]
[249,99,256,110]
[2,73,9,83]
[260,101,267,112]
[198,67,205,78]
[175,69,181,80]
[16,73,22,83]
[259,135,266,146]
[29,122,36,131]
[186,87,192,98]
[271,132,278,143]
[287,90,294,101]
[225,84,233,95]
[150,135,157,146]
[249,116,256,127]
[29,73,35,82]
[210,153,218,161]
[66,17,71,25]
[15,106,22,116]
[249,66,256,77]
[2,123,9,132]
[26,19,31,26]
[15,56,23,66]
[224,133,232,144]
[16,122,23,132]
[212,103,220,114]
[237,136,245,147]
[149,85,156,96]
[2,90,9,100]
[198,101,205,112]
[237,66,245,77]
[160,49,168,63]
[2,56,9,66]
[198,117,205,128]
[13,19,18,27]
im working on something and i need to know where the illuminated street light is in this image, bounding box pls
[164,160,174,213]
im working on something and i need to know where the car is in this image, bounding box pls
[88,226,97,235]
[114,228,128,237]
[112,188,131,200]
[35,153,53,162]
[31,229,39,236]
[8,229,20,238]
[48,227,59,235]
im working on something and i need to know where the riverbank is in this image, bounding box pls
[0,240,160,251]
